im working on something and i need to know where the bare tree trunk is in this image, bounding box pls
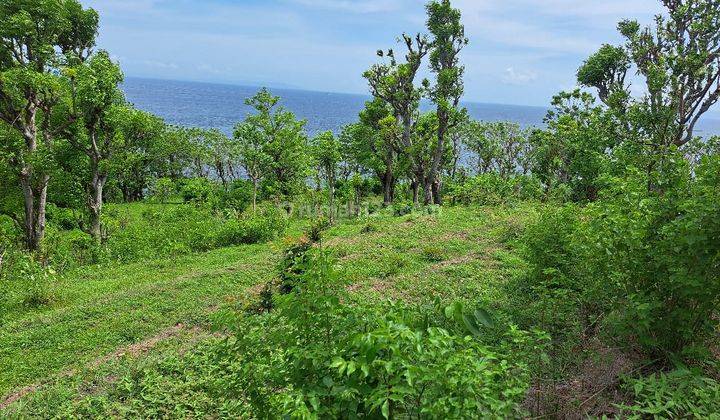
[411,180,420,205]
[432,180,442,205]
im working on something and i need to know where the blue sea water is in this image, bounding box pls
[121,77,720,137]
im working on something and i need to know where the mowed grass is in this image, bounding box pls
[0,244,278,397]
[0,203,542,416]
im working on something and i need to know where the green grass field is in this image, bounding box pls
[0,204,540,416]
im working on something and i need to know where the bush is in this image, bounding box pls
[392,200,413,217]
[509,205,588,346]
[520,155,720,359]
[215,251,545,418]
[42,228,103,270]
[218,179,252,212]
[306,217,330,243]
[151,177,176,203]
[214,205,287,247]
[180,178,217,205]
[447,174,543,206]
[575,157,720,358]
[46,204,81,230]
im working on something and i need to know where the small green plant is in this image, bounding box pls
[619,369,720,418]
[359,222,378,234]
[306,217,330,243]
[421,245,445,262]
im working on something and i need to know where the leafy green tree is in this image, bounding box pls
[0,0,98,249]
[459,120,500,175]
[152,177,174,204]
[425,0,468,204]
[234,120,270,212]
[311,131,341,223]
[66,51,124,239]
[530,90,615,201]
[340,98,398,205]
[110,109,165,202]
[235,88,309,204]
[364,33,429,204]
[578,0,720,187]
[184,128,234,187]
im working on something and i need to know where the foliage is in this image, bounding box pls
[151,177,175,203]
[217,250,542,418]
[446,173,543,206]
[215,204,287,248]
[620,369,720,419]
[235,88,310,201]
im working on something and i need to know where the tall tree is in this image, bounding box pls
[425,0,468,204]
[311,131,341,223]
[364,33,430,205]
[578,0,720,187]
[0,0,98,250]
[67,51,124,240]
[110,109,165,202]
[234,117,271,212]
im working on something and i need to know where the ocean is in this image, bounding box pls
[121,77,720,138]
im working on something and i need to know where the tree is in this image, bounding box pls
[340,98,398,206]
[234,118,271,212]
[425,0,468,204]
[530,90,615,201]
[67,51,124,240]
[0,0,98,250]
[235,88,309,206]
[578,0,720,187]
[110,109,165,202]
[459,120,501,175]
[311,131,341,223]
[364,33,430,205]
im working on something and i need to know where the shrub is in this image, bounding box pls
[575,157,720,358]
[392,201,413,216]
[214,205,287,247]
[217,251,543,418]
[447,174,543,206]
[421,245,445,262]
[218,179,252,212]
[306,217,330,243]
[276,236,313,293]
[180,178,217,205]
[151,177,175,203]
[42,228,103,270]
[509,205,588,347]
[46,204,81,230]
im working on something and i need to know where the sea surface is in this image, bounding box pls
[121,77,720,137]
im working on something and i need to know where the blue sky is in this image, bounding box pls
[80,0,665,107]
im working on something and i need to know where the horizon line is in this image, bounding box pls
[122,75,553,111]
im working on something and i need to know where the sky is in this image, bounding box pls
[80,0,666,107]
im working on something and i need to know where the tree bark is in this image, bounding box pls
[88,165,107,241]
[252,177,258,212]
[382,169,394,206]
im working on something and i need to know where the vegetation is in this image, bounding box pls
[1,0,719,417]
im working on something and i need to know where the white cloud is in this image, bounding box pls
[287,0,407,14]
[143,60,179,70]
[502,67,537,85]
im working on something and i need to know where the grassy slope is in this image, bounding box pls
[0,204,541,416]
